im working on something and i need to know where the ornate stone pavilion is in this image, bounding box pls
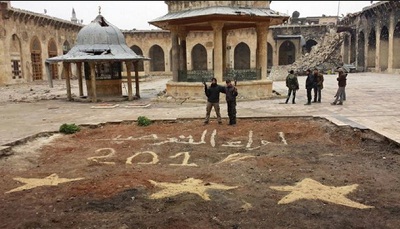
[149,1,289,100]
[46,13,148,102]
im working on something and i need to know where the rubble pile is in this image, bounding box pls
[292,31,345,74]
[268,30,345,81]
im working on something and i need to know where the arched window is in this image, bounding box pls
[31,36,42,80]
[130,45,144,71]
[191,44,207,70]
[234,42,250,69]
[279,41,295,65]
[149,45,165,71]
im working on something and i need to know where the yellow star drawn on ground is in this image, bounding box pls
[270,178,374,209]
[6,173,85,194]
[148,178,238,201]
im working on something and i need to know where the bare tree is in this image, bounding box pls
[292,11,300,19]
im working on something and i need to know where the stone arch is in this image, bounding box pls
[149,45,165,71]
[279,41,296,65]
[304,39,317,53]
[357,31,365,69]
[343,33,350,64]
[393,22,400,69]
[191,43,207,70]
[10,34,23,79]
[367,29,376,68]
[234,42,250,69]
[63,40,71,54]
[30,36,42,80]
[379,26,389,71]
[130,45,144,71]
[48,38,58,79]
[267,42,273,70]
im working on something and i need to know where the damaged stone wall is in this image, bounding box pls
[269,29,345,81]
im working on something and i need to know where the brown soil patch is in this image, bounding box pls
[1,117,400,229]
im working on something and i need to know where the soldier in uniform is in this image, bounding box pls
[222,79,238,126]
[285,70,299,104]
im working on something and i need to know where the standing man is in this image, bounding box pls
[313,68,324,103]
[331,68,347,105]
[285,70,299,104]
[203,77,225,125]
[222,79,238,125]
[304,69,314,105]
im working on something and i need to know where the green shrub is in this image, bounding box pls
[59,123,81,134]
[137,116,152,126]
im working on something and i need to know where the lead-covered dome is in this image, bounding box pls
[46,14,148,62]
[76,14,126,45]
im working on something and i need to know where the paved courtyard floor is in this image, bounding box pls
[0,72,399,150]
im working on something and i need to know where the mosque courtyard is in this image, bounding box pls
[0,72,400,228]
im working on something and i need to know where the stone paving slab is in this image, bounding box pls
[0,72,399,149]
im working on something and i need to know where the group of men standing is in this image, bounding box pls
[285,68,347,105]
[203,78,238,126]
[202,68,348,126]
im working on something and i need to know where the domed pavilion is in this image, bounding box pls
[149,1,289,100]
[46,13,148,102]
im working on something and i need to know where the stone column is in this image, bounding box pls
[355,31,359,68]
[170,26,180,82]
[89,62,97,103]
[256,22,269,80]
[63,62,72,101]
[388,11,394,72]
[375,23,381,72]
[364,34,368,71]
[76,62,83,97]
[125,61,133,101]
[347,33,352,64]
[211,21,224,82]
[273,41,279,67]
[222,29,227,74]
[340,40,345,64]
[178,28,188,72]
[45,62,53,88]
[134,61,140,98]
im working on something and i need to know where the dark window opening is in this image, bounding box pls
[11,60,21,79]
[99,17,108,27]
[81,49,111,55]
[84,62,122,80]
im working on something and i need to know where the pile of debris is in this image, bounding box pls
[292,30,345,74]
[269,29,345,81]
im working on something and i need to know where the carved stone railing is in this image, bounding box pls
[177,68,261,82]
[223,68,261,81]
[178,70,213,82]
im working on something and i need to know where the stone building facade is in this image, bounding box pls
[0,1,82,85]
[339,1,400,73]
[0,1,398,86]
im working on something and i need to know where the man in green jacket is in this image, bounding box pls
[285,70,299,104]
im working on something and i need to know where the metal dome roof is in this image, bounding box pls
[76,14,126,46]
[46,15,148,63]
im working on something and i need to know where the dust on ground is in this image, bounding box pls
[1,117,399,229]
[0,75,170,104]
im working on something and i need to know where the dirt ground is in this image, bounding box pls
[1,117,400,229]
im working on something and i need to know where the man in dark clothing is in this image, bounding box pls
[222,79,238,125]
[313,68,324,103]
[304,69,314,105]
[203,77,225,124]
[285,70,299,104]
[331,68,347,105]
